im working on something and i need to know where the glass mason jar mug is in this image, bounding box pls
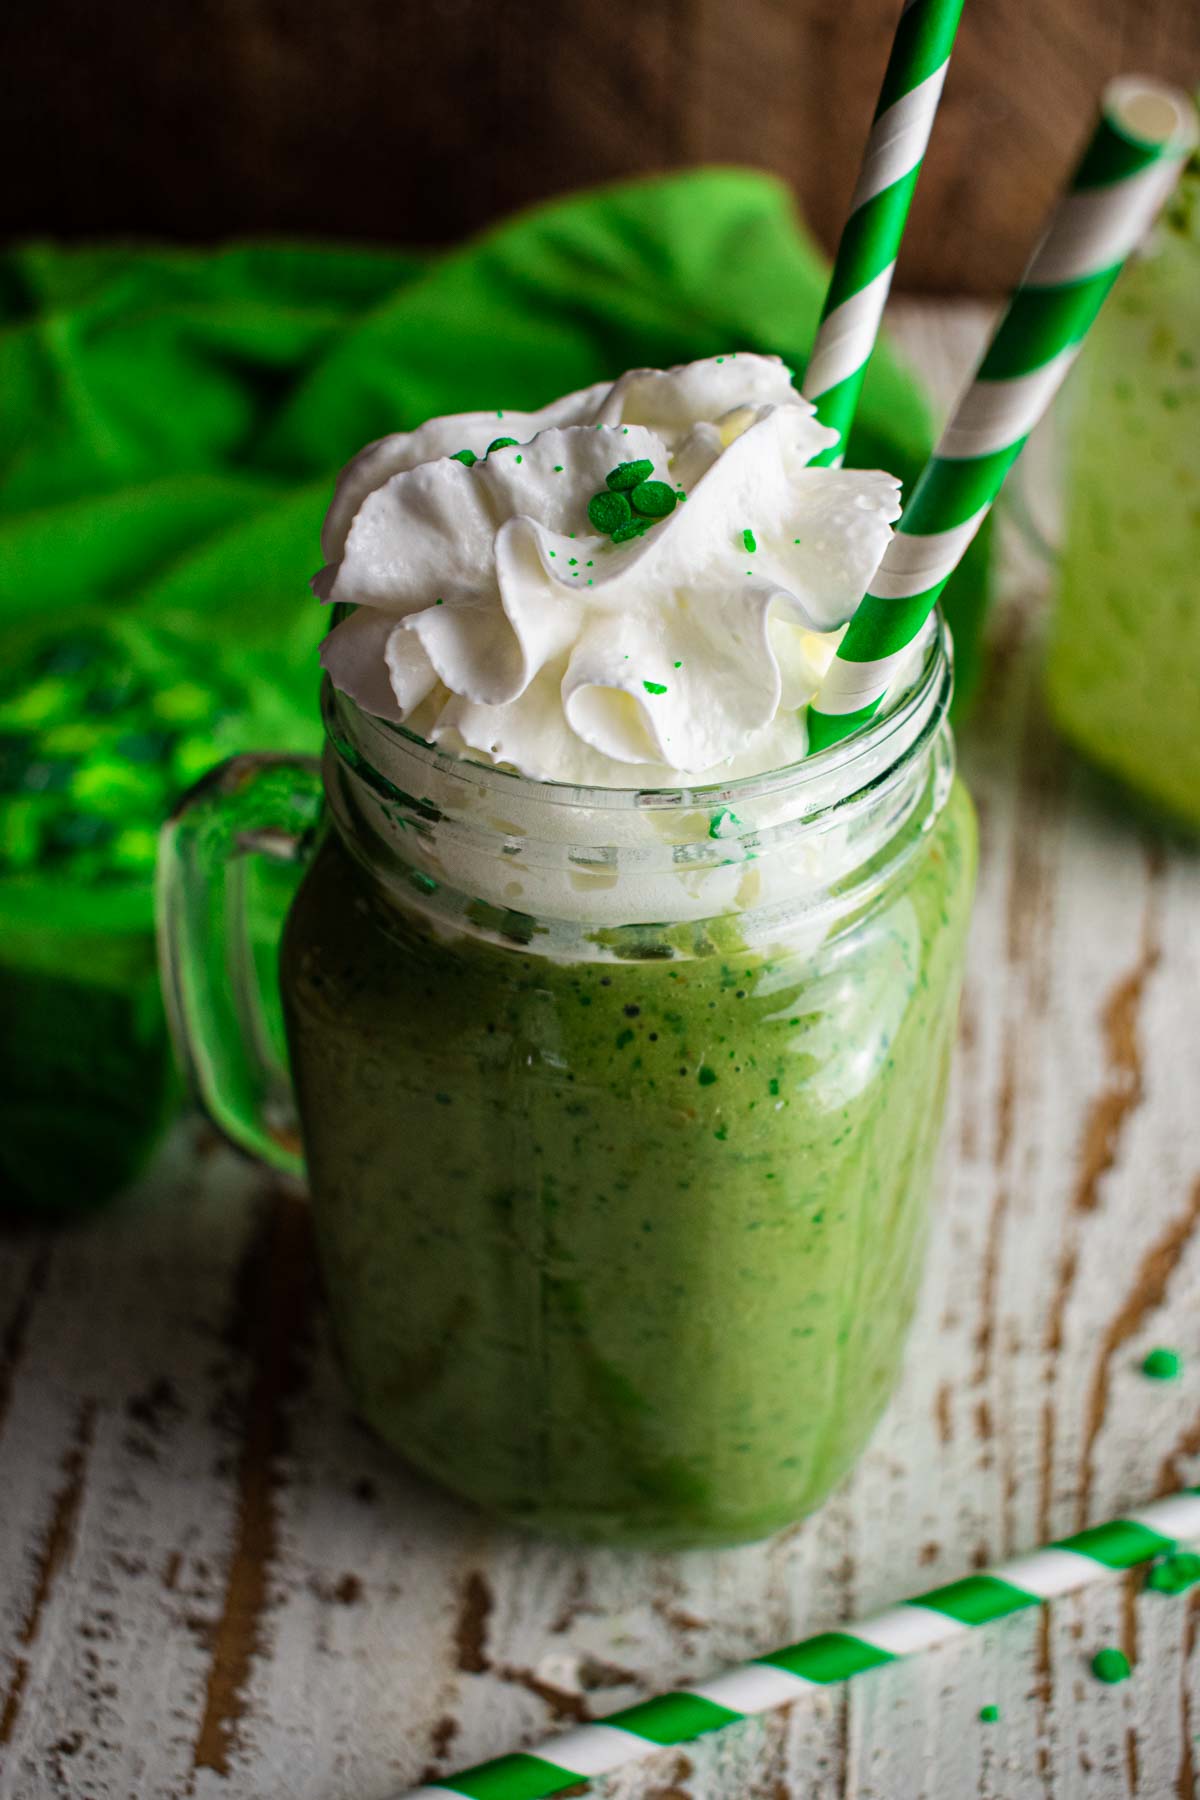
[158,615,976,1547]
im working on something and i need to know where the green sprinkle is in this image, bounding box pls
[697,1067,718,1086]
[794,537,801,544]
[496,409,504,418]
[434,597,444,605]
[1143,1347,1182,1380]
[1091,1648,1131,1685]
[487,436,518,454]
[743,528,757,553]
[716,356,725,363]
[568,558,578,566]
[450,448,477,466]
[549,551,556,558]
[515,454,522,464]
[643,680,668,696]
[553,464,564,472]
[612,518,650,543]
[606,459,654,492]
[588,490,632,534]
[1146,1551,1200,1595]
[630,479,677,519]
[616,1028,635,1049]
[586,560,593,567]
[714,1124,728,1141]
[673,660,682,668]
[979,1705,1000,1724]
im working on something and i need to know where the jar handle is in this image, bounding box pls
[157,753,323,1179]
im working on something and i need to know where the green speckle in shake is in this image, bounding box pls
[1091,1647,1131,1684]
[1143,1347,1182,1380]
[616,1029,635,1049]
[697,1067,718,1086]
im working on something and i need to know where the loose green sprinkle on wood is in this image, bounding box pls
[606,459,655,491]
[1091,1647,1131,1685]
[1143,1348,1183,1380]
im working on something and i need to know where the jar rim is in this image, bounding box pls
[324,612,950,817]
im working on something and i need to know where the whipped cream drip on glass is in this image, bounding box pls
[316,354,903,787]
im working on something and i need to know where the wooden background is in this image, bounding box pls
[3,0,1196,293]
[2,305,1200,1798]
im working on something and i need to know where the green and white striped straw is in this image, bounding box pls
[801,0,965,466]
[398,1490,1200,1800]
[806,76,1199,753]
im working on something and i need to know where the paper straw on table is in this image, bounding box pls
[806,76,1199,753]
[801,0,966,466]
[399,1490,1200,1800]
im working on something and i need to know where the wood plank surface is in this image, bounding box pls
[2,304,1200,1798]
[3,0,1198,293]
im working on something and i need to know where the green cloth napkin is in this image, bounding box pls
[0,168,990,1212]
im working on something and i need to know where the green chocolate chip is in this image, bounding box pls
[487,436,519,455]
[1091,1647,1131,1684]
[606,459,654,491]
[588,490,633,534]
[630,479,677,519]
[450,448,477,466]
[611,517,650,544]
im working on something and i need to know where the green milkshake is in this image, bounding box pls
[1046,158,1200,830]
[161,355,977,1545]
[281,747,974,1545]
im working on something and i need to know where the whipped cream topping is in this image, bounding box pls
[316,355,902,787]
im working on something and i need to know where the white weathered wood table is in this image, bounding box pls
[2,305,1199,1800]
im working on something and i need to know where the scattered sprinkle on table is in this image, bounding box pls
[1143,1347,1182,1381]
[1091,1647,1131,1685]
